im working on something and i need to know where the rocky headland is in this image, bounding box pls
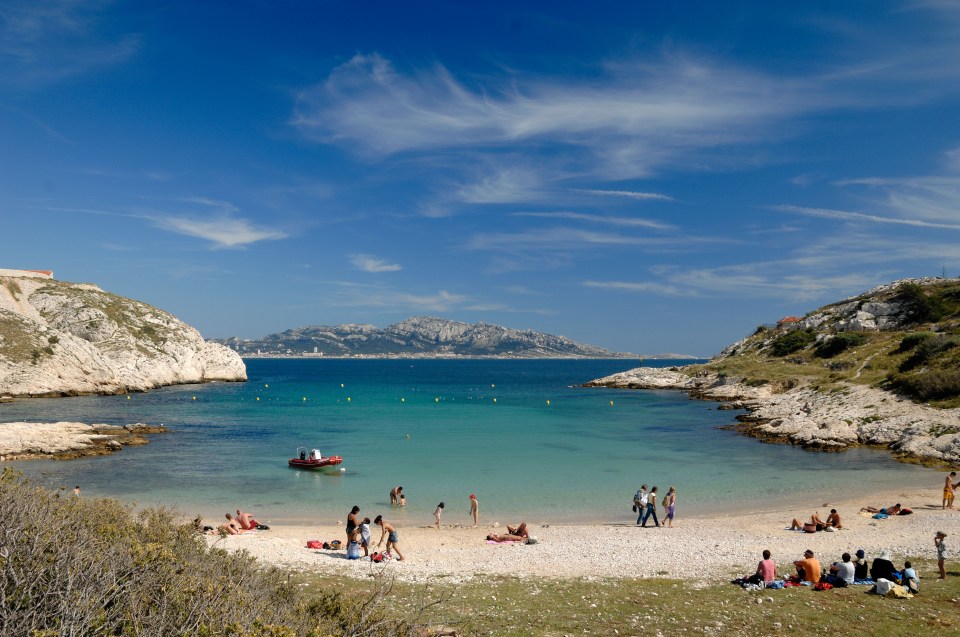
[587,277,960,466]
[0,273,246,398]
[0,421,167,460]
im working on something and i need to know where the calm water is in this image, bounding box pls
[2,359,938,525]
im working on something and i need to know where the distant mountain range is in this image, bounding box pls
[212,316,637,359]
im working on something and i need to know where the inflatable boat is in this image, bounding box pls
[289,447,343,470]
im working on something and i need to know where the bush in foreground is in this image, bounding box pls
[0,469,425,637]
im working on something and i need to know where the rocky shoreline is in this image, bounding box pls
[0,421,167,461]
[585,367,960,466]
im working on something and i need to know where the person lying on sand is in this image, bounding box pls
[487,522,529,542]
[789,512,824,532]
[860,503,901,515]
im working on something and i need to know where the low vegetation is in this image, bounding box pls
[0,470,430,636]
[704,279,960,407]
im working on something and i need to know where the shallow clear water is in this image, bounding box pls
[2,359,938,525]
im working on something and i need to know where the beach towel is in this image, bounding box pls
[306,540,323,549]
[872,513,889,519]
[853,578,875,586]
[486,539,522,544]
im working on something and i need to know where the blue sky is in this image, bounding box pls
[3,1,960,356]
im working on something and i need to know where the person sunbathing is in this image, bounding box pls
[825,509,842,529]
[789,512,824,532]
[487,522,529,542]
[860,503,901,515]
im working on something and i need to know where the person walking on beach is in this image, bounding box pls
[642,486,660,527]
[634,485,647,525]
[434,502,445,528]
[375,515,404,561]
[944,472,957,509]
[390,486,404,506]
[936,531,948,579]
[664,486,676,528]
[469,494,479,527]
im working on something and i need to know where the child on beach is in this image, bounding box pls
[359,517,371,557]
[435,502,445,528]
[469,494,479,527]
[936,531,948,579]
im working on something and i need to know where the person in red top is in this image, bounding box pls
[794,549,821,583]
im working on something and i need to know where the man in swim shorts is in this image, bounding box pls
[375,515,404,561]
[944,472,957,509]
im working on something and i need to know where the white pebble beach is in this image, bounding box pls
[206,486,957,584]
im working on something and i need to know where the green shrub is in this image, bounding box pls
[894,283,952,324]
[897,332,934,353]
[889,370,960,402]
[814,333,867,358]
[0,470,428,637]
[898,334,959,372]
[769,329,816,357]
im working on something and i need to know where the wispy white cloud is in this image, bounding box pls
[456,167,545,204]
[350,254,402,272]
[151,216,286,249]
[291,52,832,180]
[0,0,140,88]
[466,227,657,251]
[330,283,467,312]
[39,199,286,248]
[584,280,688,296]
[773,203,960,230]
[576,189,674,201]
[514,211,675,231]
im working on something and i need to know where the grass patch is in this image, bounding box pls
[300,569,960,636]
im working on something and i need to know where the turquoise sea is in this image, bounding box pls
[2,359,939,525]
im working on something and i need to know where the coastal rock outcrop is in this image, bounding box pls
[0,421,167,460]
[0,274,246,397]
[587,366,960,464]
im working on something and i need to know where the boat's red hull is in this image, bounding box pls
[288,456,343,470]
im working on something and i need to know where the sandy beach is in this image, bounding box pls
[206,486,958,584]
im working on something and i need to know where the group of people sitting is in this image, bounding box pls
[196,509,267,535]
[743,547,919,593]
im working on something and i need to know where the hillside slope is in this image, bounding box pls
[0,274,246,397]
[588,277,960,465]
[215,316,633,358]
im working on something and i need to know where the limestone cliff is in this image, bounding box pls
[0,274,246,397]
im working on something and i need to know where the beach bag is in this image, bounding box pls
[632,504,637,513]
[371,552,385,563]
[329,540,342,549]
[306,540,323,549]
[347,541,360,560]
[875,578,894,596]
